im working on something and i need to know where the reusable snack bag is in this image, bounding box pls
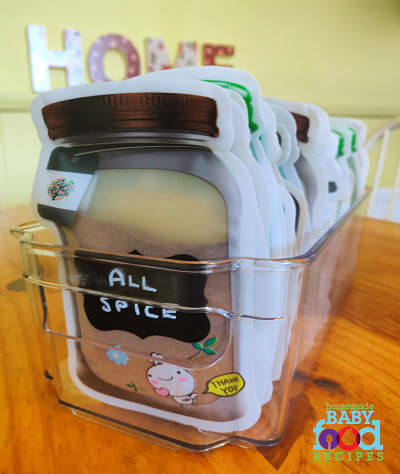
[143,66,292,257]
[340,118,369,201]
[267,98,347,242]
[140,68,295,404]
[31,78,266,432]
[265,100,308,248]
[330,118,356,216]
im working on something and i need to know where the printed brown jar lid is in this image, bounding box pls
[291,112,310,143]
[42,93,219,140]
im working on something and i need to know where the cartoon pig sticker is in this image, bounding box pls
[147,353,198,405]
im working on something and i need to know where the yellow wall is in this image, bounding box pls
[1,0,400,208]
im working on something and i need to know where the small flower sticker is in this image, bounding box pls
[48,178,75,201]
[106,345,129,365]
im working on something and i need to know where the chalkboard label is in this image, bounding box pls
[76,251,210,342]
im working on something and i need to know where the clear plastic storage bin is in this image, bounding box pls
[11,195,367,451]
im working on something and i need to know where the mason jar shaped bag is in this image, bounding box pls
[142,66,293,258]
[261,101,309,381]
[329,118,355,217]
[140,69,294,405]
[267,98,332,244]
[339,118,369,201]
[30,79,263,432]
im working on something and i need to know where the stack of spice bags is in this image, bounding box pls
[30,66,369,433]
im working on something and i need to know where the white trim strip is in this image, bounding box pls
[387,156,400,220]
[368,129,390,217]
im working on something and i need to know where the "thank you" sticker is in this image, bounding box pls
[204,372,245,397]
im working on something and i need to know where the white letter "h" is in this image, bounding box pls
[27,24,84,92]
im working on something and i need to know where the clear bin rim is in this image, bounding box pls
[10,192,368,272]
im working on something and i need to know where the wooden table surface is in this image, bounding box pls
[1,207,399,474]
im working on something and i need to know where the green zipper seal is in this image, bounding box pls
[332,130,345,157]
[349,127,357,153]
[203,80,258,133]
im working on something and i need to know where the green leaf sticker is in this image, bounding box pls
[203,348,217,355]
[204,336,218,347]
[188,336,218,359]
